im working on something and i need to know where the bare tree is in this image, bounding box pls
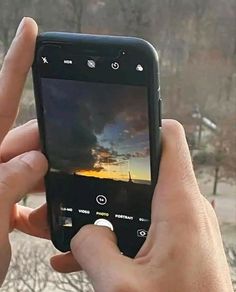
[193,113,236,195]
[116,0,156,37]
[1,235,94,292]
[53,272,94,292]
[1,241,52,292]
[0,0,32,54]
[61,0,86,33]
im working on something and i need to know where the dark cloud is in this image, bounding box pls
[93,145,119,166]
[131,147,150,158]
[77,81,148,136]
[120,147,149,160]
[42,78,148,172]
[93,166,104,172]
[42,79,97,172]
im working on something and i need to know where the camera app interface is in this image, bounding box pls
[39,60,153,255]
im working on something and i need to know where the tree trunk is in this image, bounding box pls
[213,166,219,195]
[197,118,202,148]
[75,7,83,33]
[3,27,9,55]
[71,0,84,32]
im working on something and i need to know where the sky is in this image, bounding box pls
[42,78,151,184]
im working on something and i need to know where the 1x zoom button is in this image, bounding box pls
[96,195,107,205]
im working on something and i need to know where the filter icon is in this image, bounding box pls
[136,64,144,72]
[87,59,96,68]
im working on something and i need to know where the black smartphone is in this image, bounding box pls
[32,32,161,258]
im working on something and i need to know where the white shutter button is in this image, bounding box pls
[94,219,114,231]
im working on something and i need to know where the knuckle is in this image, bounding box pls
[0,159,31,191]
[0,180,11,196]
[17,156,35,172]
[19,151,48,174]
[0,176,15,205]
[0,168,16,199]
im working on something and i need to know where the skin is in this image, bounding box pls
[0,18,47,285]
[0,17,233,291]
[69,120,234,292]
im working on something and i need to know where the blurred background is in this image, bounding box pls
[0,0,235,291]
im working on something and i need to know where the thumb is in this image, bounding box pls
[151,119,202,222]
[157,119,199,195]
[71,225,133,290]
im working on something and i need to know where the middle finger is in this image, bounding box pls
[0,119,40,162]
[13,204,50,239]
[0,120,45,192]
[0,18,38,145]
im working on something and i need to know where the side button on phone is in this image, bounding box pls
[94,219,114,231]
[158,98,162,127]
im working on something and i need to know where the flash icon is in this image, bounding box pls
[42,57,48,64]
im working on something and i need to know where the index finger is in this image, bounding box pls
[0,17,38,145]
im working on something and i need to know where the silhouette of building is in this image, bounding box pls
[128,171,133,183]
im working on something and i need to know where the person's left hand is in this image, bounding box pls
[0,18,83,284]
[0,18,50,286]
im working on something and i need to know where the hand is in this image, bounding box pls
[69,120,233,292]
[0,18,79,278]
[0,18,48,286]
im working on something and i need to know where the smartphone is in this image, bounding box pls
[32,32,161,258]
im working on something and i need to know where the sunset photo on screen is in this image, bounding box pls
[42,79,151,185]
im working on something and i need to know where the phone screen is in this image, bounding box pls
[34,40,159,257]
[42,79,151,184]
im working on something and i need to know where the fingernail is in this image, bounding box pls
[16,17,26,37]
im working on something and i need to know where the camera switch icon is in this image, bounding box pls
[137,229,148,238]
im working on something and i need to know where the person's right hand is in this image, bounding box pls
[68,120,233,292]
